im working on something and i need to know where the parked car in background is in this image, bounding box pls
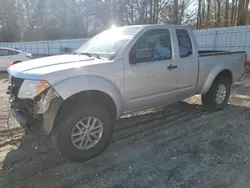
[0,47,32,71]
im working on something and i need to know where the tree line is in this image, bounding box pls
[0,0,249,42]
[197,0,250,29]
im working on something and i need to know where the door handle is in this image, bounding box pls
[167,64,178,70]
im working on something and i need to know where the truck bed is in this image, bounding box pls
[195,50,246,95]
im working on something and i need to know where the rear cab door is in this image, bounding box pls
[173,28,199,98]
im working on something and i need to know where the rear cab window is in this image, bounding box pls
[176,29,193,58]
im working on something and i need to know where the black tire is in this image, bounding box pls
[202,77,231,110]
[52,103,114,162]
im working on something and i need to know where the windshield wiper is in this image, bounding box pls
[73,52,102,59]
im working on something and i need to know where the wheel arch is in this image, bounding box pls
[201,68,233,95]
[52,75,123,120]
[55,90,117,124]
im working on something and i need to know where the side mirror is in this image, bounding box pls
[130,48,154,64]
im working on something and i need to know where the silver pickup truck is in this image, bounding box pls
[7,24,246,162]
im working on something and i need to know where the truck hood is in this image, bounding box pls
[9,54,98,73]
[8,54,109,82]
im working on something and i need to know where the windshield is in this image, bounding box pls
[76,26,142,59]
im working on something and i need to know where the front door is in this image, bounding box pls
[123,28,179,112]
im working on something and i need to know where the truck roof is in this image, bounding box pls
[121,24,190,30]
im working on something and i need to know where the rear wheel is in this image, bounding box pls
[202,77,231,110]
[51,102,114,162]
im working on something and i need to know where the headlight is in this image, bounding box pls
[18,80,50,99]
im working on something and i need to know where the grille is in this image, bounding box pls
[10,77,24,98]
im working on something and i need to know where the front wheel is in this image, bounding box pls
[52,103,114,162]
[202,77,231,110]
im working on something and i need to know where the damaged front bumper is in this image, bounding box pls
[8,86,63,135]
[39,88,63,134]
[11,108,28,127]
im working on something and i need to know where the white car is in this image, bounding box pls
[0,47,32,71]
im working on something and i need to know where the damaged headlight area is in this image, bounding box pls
[8,78,63,135]
[18,80,50,99]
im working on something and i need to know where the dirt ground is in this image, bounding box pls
[1,72,250,188]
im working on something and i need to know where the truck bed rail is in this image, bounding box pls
[199,50,245,57]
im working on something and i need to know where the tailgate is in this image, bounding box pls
[231,52,246,81]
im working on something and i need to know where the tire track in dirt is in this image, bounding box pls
[1,103,208,187]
